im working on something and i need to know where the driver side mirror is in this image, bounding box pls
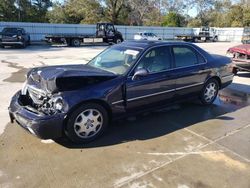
[132,68,148,81]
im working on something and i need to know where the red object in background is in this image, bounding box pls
[228,44,250,55]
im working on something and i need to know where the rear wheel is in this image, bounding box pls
[71,38,81,47]
[200,79,219,105]
[65,103,109,144]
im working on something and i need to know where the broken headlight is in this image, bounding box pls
[52,96,64,111]
[41,95,67,115]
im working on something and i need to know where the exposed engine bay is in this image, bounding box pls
[20,64,116,115]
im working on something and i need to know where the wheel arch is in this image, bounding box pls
[205,76,221,89]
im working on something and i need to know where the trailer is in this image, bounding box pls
[45,22,124,47]
[175,27,218,42]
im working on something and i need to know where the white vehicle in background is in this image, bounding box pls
[134,32,162,41]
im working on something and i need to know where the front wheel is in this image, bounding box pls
[200,79,219,105]
[65,103,109,144]
[115,38,122,44]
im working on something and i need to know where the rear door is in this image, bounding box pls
[125,46,176,111]
[171,45,209,97]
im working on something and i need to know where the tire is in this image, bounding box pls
[200,79,219,105]
[115,38,122,44]
[213,36,218,42]
[65,103,109,144]
[71,38,81,47]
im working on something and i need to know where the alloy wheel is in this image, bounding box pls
[204,82,217,103]
[73,109,103,139]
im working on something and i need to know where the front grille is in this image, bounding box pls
[27,86,46,105]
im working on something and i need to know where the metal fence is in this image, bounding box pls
[0,22,244,42]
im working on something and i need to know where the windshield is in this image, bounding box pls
[88,46,142,75]
[2,28,19,33]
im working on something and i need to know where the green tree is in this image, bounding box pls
[102,0,126,24]
[47,0,103,24]
[243,4,250,26]
[46,2,67,23]
[32,0,52,22]
[187,18,202,27]
[162,11,185,27]
[0,0,17,21]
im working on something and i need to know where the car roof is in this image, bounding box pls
[4,27,23,29]
[118,40,193,50]
[3,27,24,31]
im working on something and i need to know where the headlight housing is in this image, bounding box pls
[52,96,64,111]
[41,95,68,115]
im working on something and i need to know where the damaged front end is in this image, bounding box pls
[9,64,117,139]
[20,84,67,115]
[21,64,116,115]
[227,44,250,73]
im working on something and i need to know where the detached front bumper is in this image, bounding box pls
[8,91,66,139]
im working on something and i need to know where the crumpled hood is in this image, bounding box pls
[228,44,250,55]
[26,64,117,93]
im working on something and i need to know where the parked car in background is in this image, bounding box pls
[242,27,250,44]
[227,44,250,74]
[134,32,162,41]
[9,41,234,143]
[0,27,30,48]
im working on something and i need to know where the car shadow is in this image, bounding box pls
[55,94,248,148]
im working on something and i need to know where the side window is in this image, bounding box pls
[173,46,198,68]
[136,46,171,73]
[197,53,206,64]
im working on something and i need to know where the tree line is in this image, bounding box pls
[0,0,249,27]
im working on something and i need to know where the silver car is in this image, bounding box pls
[134,32,162,41]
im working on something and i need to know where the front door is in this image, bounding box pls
[126,46,176,111]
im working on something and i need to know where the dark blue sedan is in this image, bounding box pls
[9,41,234,143]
